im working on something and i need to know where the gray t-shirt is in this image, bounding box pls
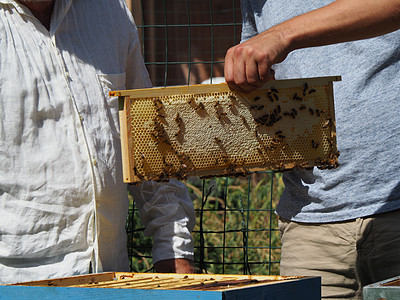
[241,0,400,222]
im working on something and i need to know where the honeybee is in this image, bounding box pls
[293,93,302,101]
[214,137,222,144]
[303,82,309,96]
[228,95,237,101]
[174,129,181,137]
[187,96,195,105]
[175,113,183,126]
[215,109,227,120]
[311,139,319,149]
[195,102,205,111]
[153,98,163,109]
[322,118,332,128]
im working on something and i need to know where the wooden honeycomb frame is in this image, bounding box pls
[111,76,341,184]
[13,272,312,291]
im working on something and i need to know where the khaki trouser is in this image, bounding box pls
[278,209,400,299]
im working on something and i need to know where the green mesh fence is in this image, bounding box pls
[126,0,282,275]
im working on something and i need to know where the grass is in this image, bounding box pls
[126,172,284,275]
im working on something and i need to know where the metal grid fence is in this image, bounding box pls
[125,0,282,275]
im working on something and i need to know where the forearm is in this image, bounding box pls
[225,0,400,92]
[128,180,195,263]
[280,0,400,52]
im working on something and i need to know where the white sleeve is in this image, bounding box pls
[128,179,196,263]
[123,5,195,264]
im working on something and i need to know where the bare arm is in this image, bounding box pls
[154,258,195,273]
[224,0,400,92]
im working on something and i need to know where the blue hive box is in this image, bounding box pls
[1,272,321,300]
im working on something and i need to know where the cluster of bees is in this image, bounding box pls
[250,83,335,157]
[132,98,195,183]
[133,82,339,182]
[134,146,195,183]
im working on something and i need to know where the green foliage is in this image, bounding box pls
[126,172,284,275]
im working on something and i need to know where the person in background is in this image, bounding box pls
[0,0,195,284]
[224,0,400,299]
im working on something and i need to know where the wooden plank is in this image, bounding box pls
[109,76,341,98]
[13,272,298,288]
[12,272,117,287]
[119,99,134,182]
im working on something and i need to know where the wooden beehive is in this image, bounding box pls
[111,76,341,183]
[6,272,321,300]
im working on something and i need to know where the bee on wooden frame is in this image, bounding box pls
[187,96,195,106]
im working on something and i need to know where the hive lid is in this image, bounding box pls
[111,76,341,183]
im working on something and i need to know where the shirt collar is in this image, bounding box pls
[0,1,33,17]
[1,0,74,34]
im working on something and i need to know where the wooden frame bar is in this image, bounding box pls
[111,76,341,183]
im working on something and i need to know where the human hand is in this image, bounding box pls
[224,28,291,93]
[224,0,400,94]
[154,258,195,274]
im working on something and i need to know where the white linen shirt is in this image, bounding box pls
[0,0,195,284]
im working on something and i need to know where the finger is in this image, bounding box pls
[270,68,276,80]
[257,58,275,83]
[225,45,262,93]
[224,49,235,84]
[246,60,264,88]
[225,51,253,93]
[224,48,245,92]
[231,60,258,93]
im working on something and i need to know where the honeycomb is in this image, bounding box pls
[111,76,341,183]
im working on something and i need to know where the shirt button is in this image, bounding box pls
[92,159,97,166]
